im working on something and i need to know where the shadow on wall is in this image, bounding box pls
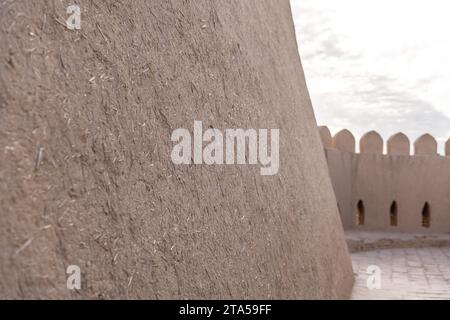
[318,126,450,233]
[390,201,398,227]
[356,200,364,226]
[422,202,431,228]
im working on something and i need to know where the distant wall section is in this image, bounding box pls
[320,127,450,233]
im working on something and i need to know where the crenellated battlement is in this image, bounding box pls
[318,125,450,234]
[318,125,447,156]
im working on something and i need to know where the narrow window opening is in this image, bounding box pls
[422,202,430,228]
[356,200,365,225]
[390,201,398,226]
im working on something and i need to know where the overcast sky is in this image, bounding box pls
[290,0,450,153]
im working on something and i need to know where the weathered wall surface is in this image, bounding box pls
[321,127,450,233]
[0,1,353,299]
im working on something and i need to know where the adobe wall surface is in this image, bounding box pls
[321,127,450,233]
[0,1,353,299]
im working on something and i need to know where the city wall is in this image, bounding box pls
[319,126,450,233]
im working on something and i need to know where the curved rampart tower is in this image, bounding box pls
[0,1,353,298]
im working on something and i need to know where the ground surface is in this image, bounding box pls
[346,230,450,253]
[351,247,450,300]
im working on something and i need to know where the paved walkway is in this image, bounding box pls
[351,247,450,299]
[346,230,450,253]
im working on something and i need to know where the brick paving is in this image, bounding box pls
[350,247,450,299]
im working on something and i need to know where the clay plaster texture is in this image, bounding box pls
[0,0,354,299]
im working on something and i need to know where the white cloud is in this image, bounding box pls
[290,0,450,153]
